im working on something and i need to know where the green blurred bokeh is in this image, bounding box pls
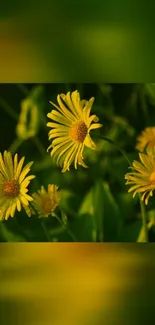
[0,0,155,81]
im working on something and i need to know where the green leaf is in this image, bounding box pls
[0,221,26,242]
[69,213,95,242]
[60,190,81,218]
[118,220,142,242]
[78,189,94,216]
[78,181,122,242]
[108,152,138,187]
[116,193,137,222]
[145,83,155,106]
[93,181,122,242]
[92,181,104,241]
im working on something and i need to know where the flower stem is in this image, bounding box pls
[16,83,29,96]
[99,135,131,165]
[139,195,148,242]
[54,214,77,242]
[33,136,46,157]
[9,138,23,155]
[0,97,18,121]
[41,220,51,242]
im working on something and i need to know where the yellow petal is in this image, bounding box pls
[89,123,103,131]
[15,157,25,180]
[19,162,34,183]
[48,110,72,126]
[4,151,14,179]
[14,153,18,175]
[0,152,9,179]
[84,134,96,150]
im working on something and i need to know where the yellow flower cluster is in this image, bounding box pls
[0,90,101,221]
[0,151,61,220]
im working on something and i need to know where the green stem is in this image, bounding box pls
[54,214,77,242]
[9,138,23,155]
[139,195,148,242]
[0,97,18,121]
[41,220,51,242]
[28,202,51,242]
[16,84,29,96]
[33,136,46,157]
[99,135,131,165]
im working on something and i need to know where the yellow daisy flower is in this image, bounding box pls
[136,127,155,153]
[125,150,155,205]
[32,184,61,218]
[47,90,102,172]
[0,151,35,221]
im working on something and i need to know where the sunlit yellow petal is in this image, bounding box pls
[48,110,72,126]
[50,139,72,158]
[19,161,34,183]
[0,152,9,179]
[89,123,103,131]
[84,134,96,150]
[57,95,77,121]
[62,143,78,172]
[56,142,74,166]
[15,157,25,180]
[4,151,14,179]
[14,153,18,175]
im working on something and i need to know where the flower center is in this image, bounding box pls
[42,198,55,214]
[70,121,88,143]
[3,180,20,198]
[149,171,155,184]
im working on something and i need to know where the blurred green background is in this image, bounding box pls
[0,0,155,81]
[1,83,155,242]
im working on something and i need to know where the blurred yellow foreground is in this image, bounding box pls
[0,244,154,325]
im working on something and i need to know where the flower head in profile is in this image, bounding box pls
[32,184,61,218]
[16,98,39,140]
[136,127,155,153]
[125,150,155,205]
[47,90,102,172]
[16,85,45,140]
[0,151,35,220]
